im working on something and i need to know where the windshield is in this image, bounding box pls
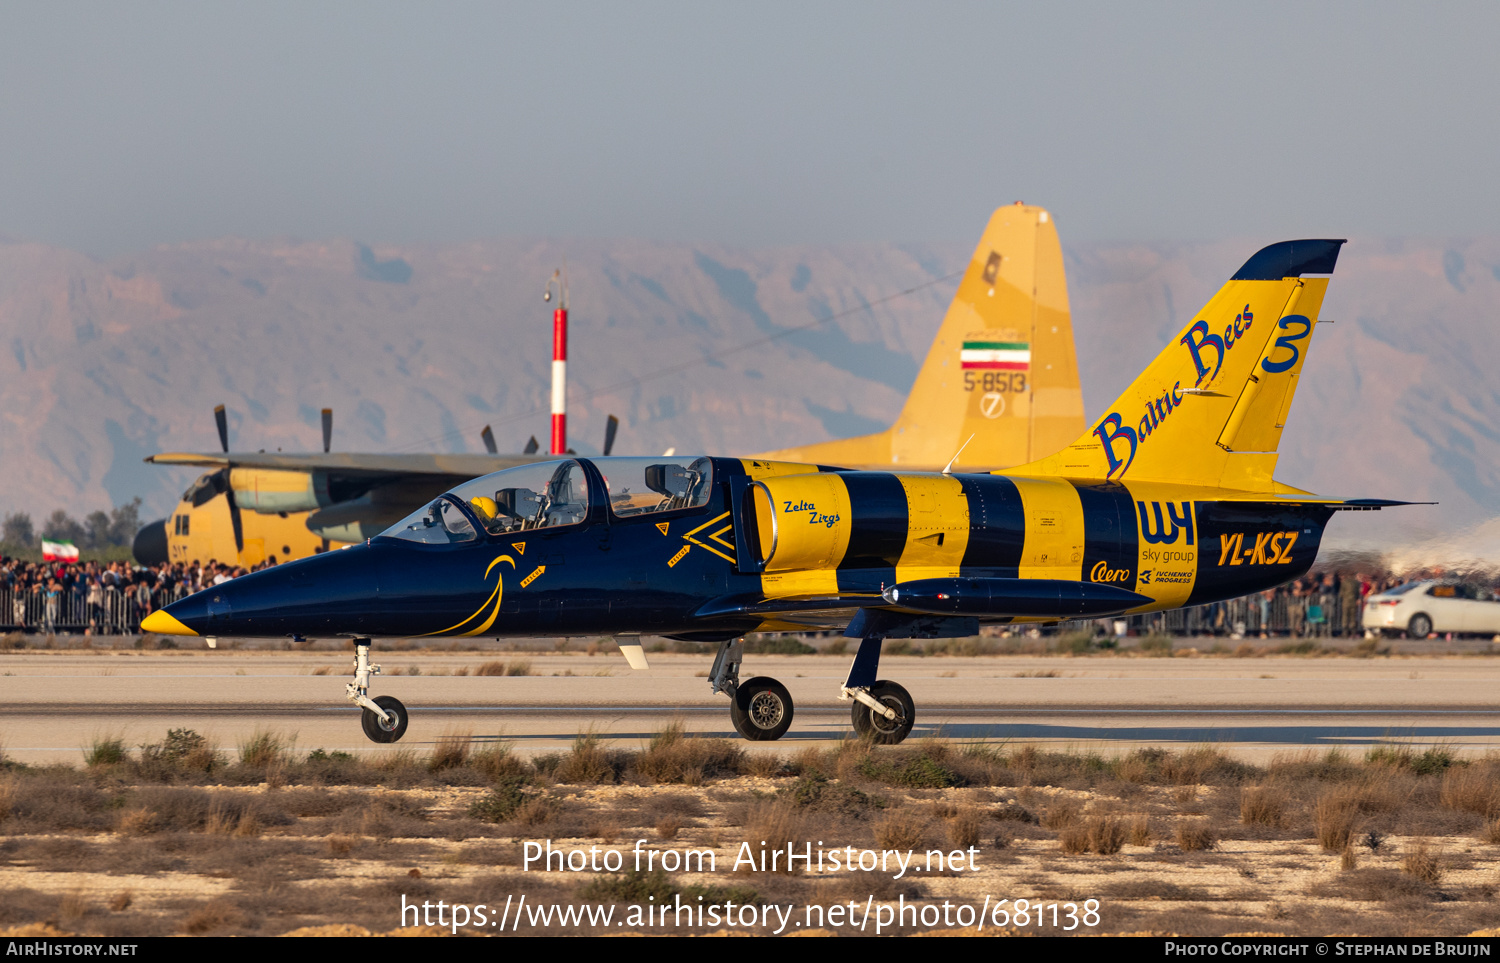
[382,497,478,545]
[598,456,714,519]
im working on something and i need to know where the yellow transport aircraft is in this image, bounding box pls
[142,237,1418,746]
[136,204,1085,569]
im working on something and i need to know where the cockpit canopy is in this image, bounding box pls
[378,456,714,545]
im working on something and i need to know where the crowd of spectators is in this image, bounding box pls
[0,556,278,635]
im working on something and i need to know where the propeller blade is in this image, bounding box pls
[523,436,539,455]
[214,405,229,453]
[481,425,498,454]
[321,408,333,453]
[603,415,619,457]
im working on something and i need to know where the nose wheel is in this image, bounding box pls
[346,638,409,744]
[361,694,409,743]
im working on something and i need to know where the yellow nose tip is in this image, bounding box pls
[140,610,198,637]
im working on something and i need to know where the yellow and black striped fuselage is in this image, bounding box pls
[737,459,1331,629]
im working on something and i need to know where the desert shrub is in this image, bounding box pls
[1240,786,1284,827]
[85,737,128,768]
[554,732,623,784]
[948,808,984,848]
[1041,798,1081,829]
[429,731,473,771]
[468,776,532,824]
[780,773,884,817]
[1137,634,1174,656]
[1403,841,1444,884]
[1127,816,1151,846]
[872,811,927,851]
[237,730,289,770]
[1440,764,1500,818]
[136,728,221,780]
[475,661,507,676]
[1088,815,1126,855]
[1176,819,1217,851]
[633,721,745,784]
[991,802,1037,824]
[1059,824,1090,854]
[1315,787,1363,852]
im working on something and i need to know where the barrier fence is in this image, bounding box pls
[0,583,195,636]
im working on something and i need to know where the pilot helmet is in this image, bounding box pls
[469,495,499,519]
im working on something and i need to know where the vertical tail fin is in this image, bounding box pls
[756,203,1085,470]
[1013,239,1345,491]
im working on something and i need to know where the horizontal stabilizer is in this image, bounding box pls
[883,577,1151,618]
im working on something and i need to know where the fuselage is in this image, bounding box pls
[144,455,1333,642]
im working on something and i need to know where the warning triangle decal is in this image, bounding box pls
[513,542,526,555]
[655,522,669,536]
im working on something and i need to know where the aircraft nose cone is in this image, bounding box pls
[140,609,197,636]
[153,544,383,640]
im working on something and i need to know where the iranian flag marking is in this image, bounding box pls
[961,340,1030,371]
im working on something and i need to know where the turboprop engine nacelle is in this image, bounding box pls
[229,468,334,514]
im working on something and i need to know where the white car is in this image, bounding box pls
[1363,580,1500,638]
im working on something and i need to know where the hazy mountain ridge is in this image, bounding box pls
[0,231,1494,549]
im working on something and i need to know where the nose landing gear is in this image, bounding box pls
[347,638,409,743]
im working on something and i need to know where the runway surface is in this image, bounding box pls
[4,649,1500,764]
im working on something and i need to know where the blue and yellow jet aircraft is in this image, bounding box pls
[142,237,1415,746]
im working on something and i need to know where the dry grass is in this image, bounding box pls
[741,801,808,873]
[180,899,245,935]
[1403,841,1444,884]
[1441,764,1500,818]
[1127,816,1152,846]
[1176,819,1217,851]
[1240,785,1285,827]
[873,810,927,850]
[475,661,508,676]
[655,816,683,840]
[553,731,621,784]
[947,807,983,848]
[1041,798,1081,829]
[429,730,473,771]
[1088,815,1126,855]
[634,720,745,784]
[1315,786,1364,852]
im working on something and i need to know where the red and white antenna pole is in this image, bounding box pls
[545,267,568,455]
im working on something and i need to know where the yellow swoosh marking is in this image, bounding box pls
[423,554,515,637]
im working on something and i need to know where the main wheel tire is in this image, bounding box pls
[730,677,794,741]
[361,695,409,744]
[1408,613,1433,639]
[850,680,914,745]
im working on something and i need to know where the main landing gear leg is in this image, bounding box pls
[710,637,793,742]
[840,635,914,744]
[347,638,408,744]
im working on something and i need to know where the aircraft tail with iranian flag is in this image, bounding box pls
[755,203,1085,472]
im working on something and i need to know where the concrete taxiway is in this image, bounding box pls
[3,649,1500,764]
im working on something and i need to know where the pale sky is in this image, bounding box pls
[3,1,1498,255]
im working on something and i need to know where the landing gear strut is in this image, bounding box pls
[840,635,914,744]
[347,638,408,743]
[710,637,795,741]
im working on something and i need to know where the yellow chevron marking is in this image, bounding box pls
[682,511,737,563]
[520,565,546,588]
[655,522,669,536]
[667,545,691,567]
